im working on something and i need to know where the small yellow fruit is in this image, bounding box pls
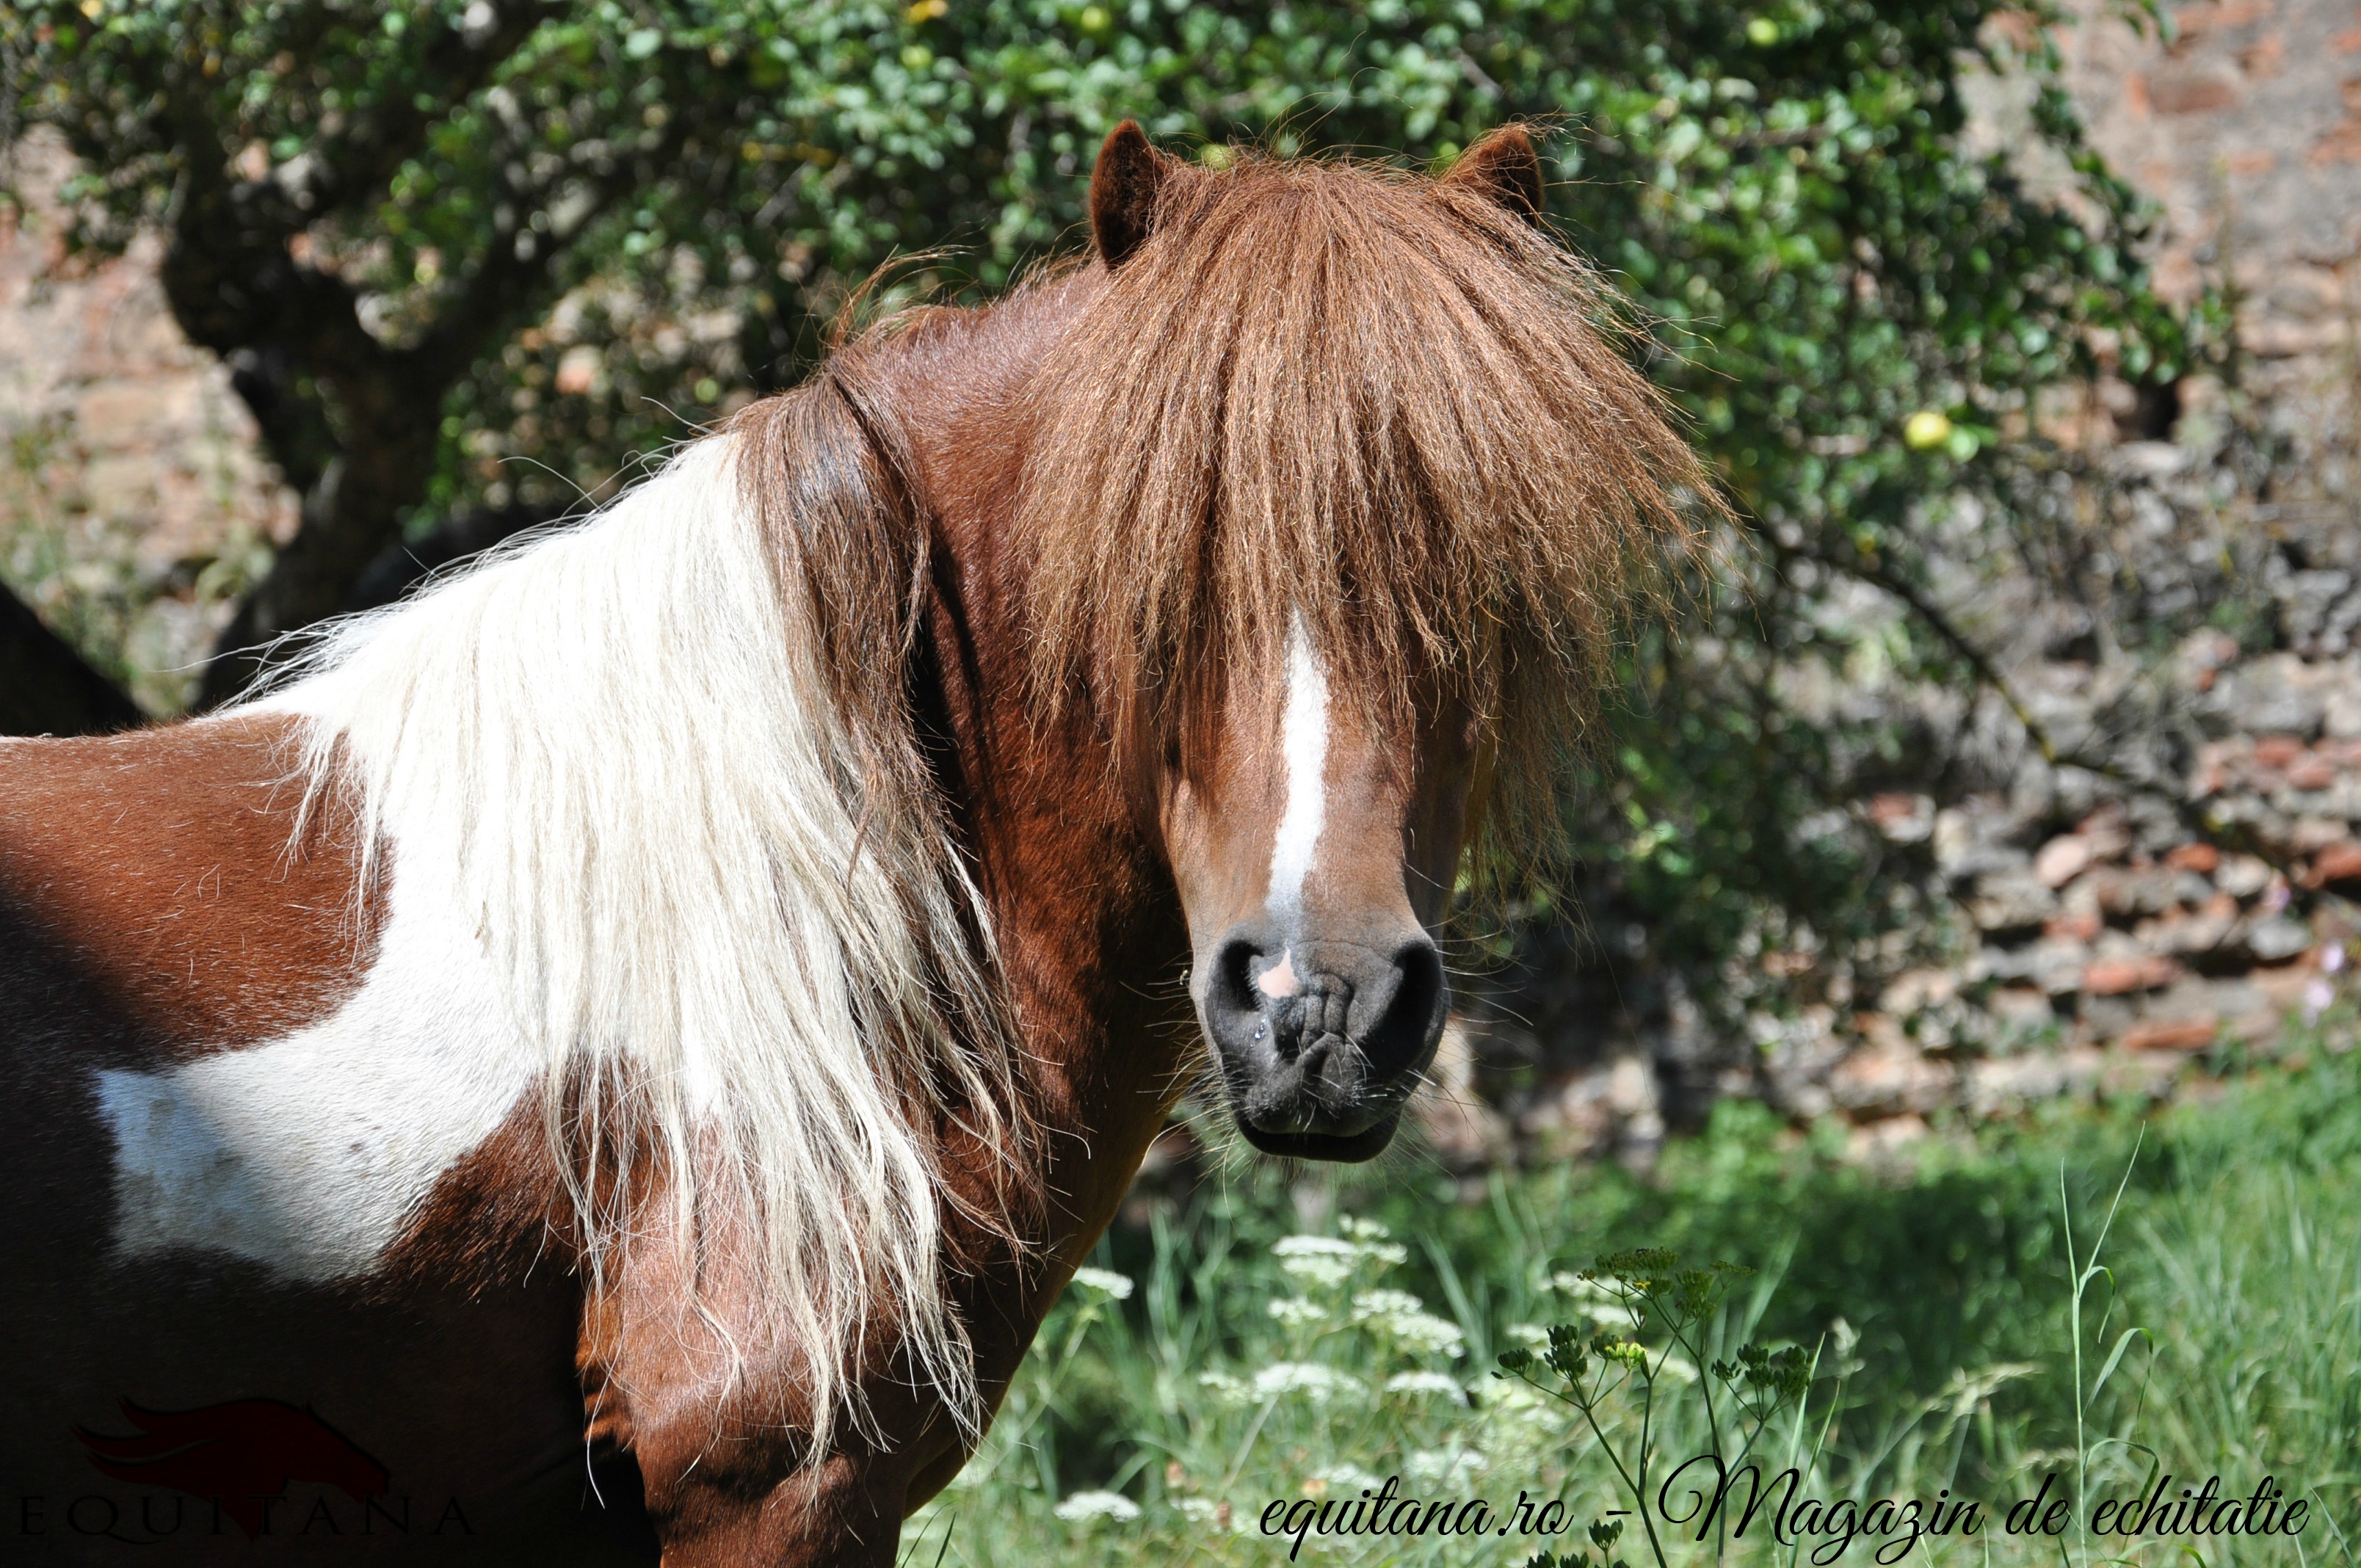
[1902,410,1953,450]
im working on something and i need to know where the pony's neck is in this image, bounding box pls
[885,272,1195,1302]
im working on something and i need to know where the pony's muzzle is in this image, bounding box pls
[1198,926,1448,1161]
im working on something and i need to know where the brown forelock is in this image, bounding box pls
[1016,146,1725,885]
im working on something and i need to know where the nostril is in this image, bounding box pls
[1357,939,1446,1080]
[1208,937,1266,1028]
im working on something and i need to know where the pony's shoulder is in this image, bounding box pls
[0,713,373,1056]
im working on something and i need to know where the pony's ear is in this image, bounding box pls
[1090,120,1175,268]
[1443,124,1545,225]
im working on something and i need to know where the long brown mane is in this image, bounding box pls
[1018,147,1721,873]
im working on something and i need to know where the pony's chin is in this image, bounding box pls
[1234,1111,1402,1164]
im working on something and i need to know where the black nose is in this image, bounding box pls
[1198,922,1448,1156]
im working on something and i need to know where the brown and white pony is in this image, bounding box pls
[0,125,1706,1563]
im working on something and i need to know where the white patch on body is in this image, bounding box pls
[1255,949,1300,998]
[95,837,534,1282]
[1266,614,1330,918]
[96,429,1013,1453]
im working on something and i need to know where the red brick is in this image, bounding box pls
[2119,1017,2219,1052]
[2036,835,2095,888]
[2313,842,2361,888]
[2045,910,2103,942]
[2287,753,2338,791]
[2083,957,2180,996]
[2169,0,2269,36]
[2164,842,2222,873]
[2255,735,2307,766]
[2147,68,2243,115]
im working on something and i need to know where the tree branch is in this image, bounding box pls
[407,123,696,390]
[1780,535,2299,876]
[198,1,566,239]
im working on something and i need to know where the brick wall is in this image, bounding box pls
[0,131,291,715]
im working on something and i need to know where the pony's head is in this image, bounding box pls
[1023,124,1717,1160]
[1151,614,1482,1159]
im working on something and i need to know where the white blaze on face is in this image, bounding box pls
[1265,613,1330,936]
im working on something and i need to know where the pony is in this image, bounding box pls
[0,123,1709,1564]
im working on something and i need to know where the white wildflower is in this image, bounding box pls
[1406,1446,1485,1487]
[1274,1235,1358,1291]
[1349,1289,1465,1357]
[1504,1323,1551,1349]
[1252,1362,1363,1404]
[1313,1464,1386,1493]
[1829,1315,1863,1374]
[1174,1498,1230,1528]
[1399,1314,1466,1358]
[1484,1377,1565,1434]
[1274,1235,1360,1259]
[1070,1266,1134,1301]
[1351,1288,1426,1322]
[1384,1371,1467,1401]
[1268,1296,1327,1329]
[1547,1269,1622,1303]
[1055,1490,1141,1523]
[1280,1255,1353,1291]
[1341,1218,1407,1260]
[1197,1370,1252,1406]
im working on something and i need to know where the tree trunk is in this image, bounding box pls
[197,413,440,706]
[0,582,143,736]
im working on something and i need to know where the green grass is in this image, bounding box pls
[910,1020,2361,1567]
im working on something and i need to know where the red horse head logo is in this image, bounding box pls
[76,1398,389,1539]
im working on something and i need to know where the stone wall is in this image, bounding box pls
[1415,0,2361,1172]
[0,131,292,716]
[2065,0,2361,360]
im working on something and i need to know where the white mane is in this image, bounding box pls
[243,426,1023,1457]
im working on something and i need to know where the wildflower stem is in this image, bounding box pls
[1680,1318,1731,1561]
[1633,1313,1667,1568]
[1525,1365,1674,1568]
[2064,1130,2142,1568]
[1216,1397,1279,1499]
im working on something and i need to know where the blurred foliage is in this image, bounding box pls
[2,0,2216,1016]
